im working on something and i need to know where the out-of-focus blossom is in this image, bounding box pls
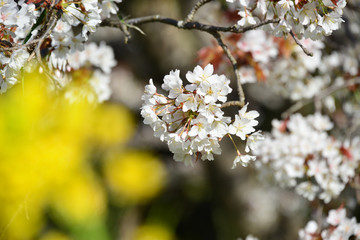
[103,151,166,204]
[254,113,360,203]
[299,207,360,240]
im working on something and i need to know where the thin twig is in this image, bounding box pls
[34,12,58,63]
[211,31,245,107]
[185,0,214,23]
[221,101,244,108]
[31,8,62,87]
[282,78,360,118]
[315,202,323,235]
[0,39,41,53]
[314,95,322,113]
[289,31,313,57]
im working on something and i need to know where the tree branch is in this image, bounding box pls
[30,7,62,87]
[185,0,214,23]
[211,31,245,107]
[282,78,360,118]
[289,31,313,57]
[101,16,279,35]
[0,39,42,53]
[221,101,244,108]
[100,15,278,109]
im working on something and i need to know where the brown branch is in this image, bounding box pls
[185,0,214,23]
[101,16,279,35]
[0,39,41,53]
[282,78,360,118]
[211,31,245,107]
[289,31,313,57]
[100,15,278,108]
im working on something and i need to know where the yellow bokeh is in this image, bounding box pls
[0,70,136,239]
[92,104,135,146]
[39,231,71,240]
[104,151,166,204]
[133,224,175,240]
[50,169,106,225]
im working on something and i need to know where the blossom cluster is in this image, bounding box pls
[226,0,346,40]
[59,42,116,103]
[0,0,120,101]
[141,64,262,167]
[254,113,360,203]
[299,207,360,239]
[234,30,333,100]
[199,27,358,102]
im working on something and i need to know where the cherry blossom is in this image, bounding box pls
[141,64,262,166]
[227,0,347,40]
[254,113,360,203]
[299,207,360,240]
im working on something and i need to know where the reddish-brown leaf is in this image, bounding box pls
[340,146,353,160]
[331,0,338,6]
[197,43,224,70]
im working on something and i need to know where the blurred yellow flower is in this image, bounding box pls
[0,70,136,239]
[133,224,175,240]
[50,169,106,225]
[91,104,135,146]
[104,151,166,204]
[39,231,71,240]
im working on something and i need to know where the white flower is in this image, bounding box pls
[141,64,260,166]
[276,0,294,18]
[176,93,197,112]
[307,113,333,131]
[255,113,356,202]
[319,12,344,35]
[319,180,345,203]
[295,182,319,201]
[238,67,256,84]
[89,70,111,102]
[233,154,256,168]
[327,208,347,226]
[188,116,210,139]
[162,70,183,98]
[237,9,258,27]
[82,10,102,40]
[245,131,264,152]
[302,208,360,240]
[299,220,318,240]
[186,64,215,85]
[100,0,119,19]
[229,117,255,140]
[0,5,17,25]
[53,20,72,33]
[210,117,230,138]
[8,48,29,71]
[229,104,259,140]
[297,2,317,25]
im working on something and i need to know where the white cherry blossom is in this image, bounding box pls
[141,64,261,166]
